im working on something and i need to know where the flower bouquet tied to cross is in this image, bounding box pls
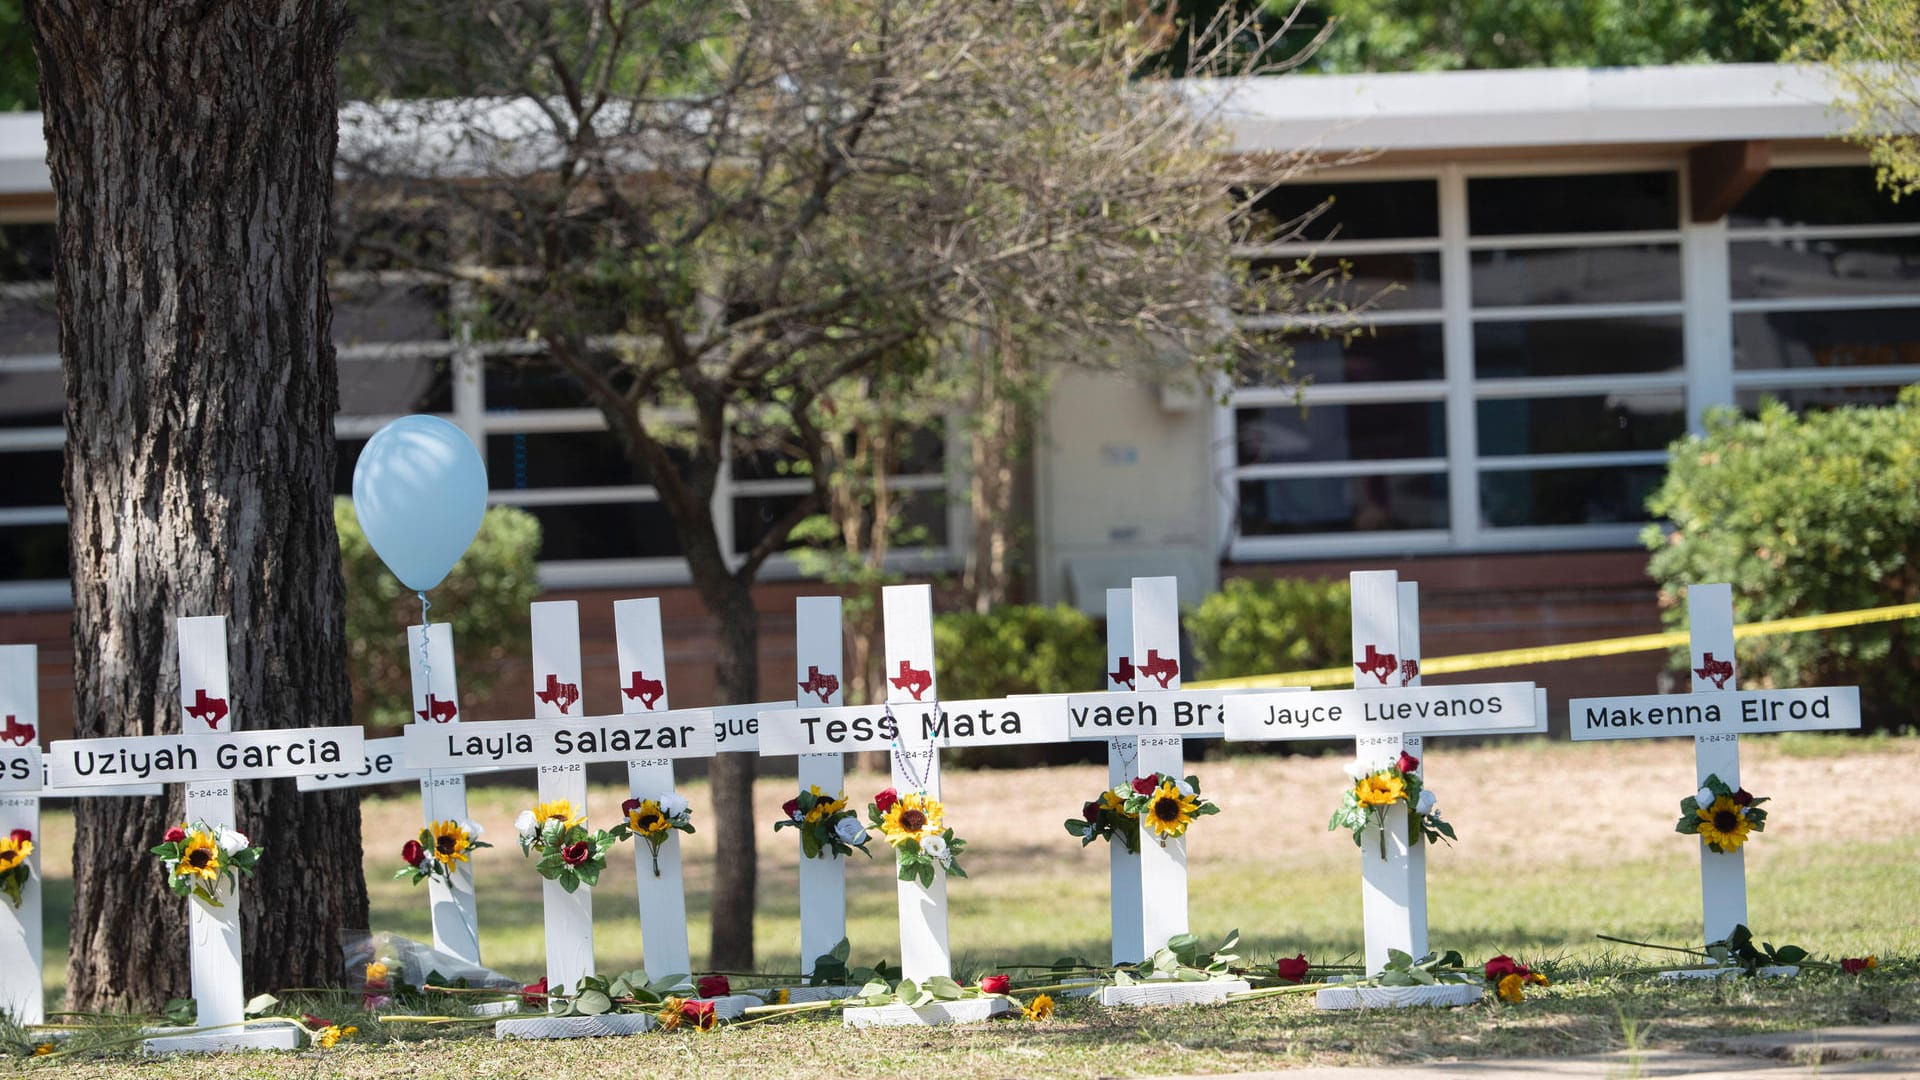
[1121,772,1220,846]
[1064,786,1141,853]
[1677,773,1767,853]
[774,785,872,860]
[1330,750,1455,857]
[515,799,619,892]
[396,819,489,886]
[152,821,262,907]
[869,787,966,887]
[614,792,694,877]
[0,828,32,908]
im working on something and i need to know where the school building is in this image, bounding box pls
[3,64,1916,734]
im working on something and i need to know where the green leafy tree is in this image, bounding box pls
[336,499,542,729]
[1253,0,1787,71]
[1643,389,1920,732]
[1781,0,1920,198]
[0,2,37,110]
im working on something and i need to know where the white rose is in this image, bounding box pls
[1696,786,1715,807]
[660,793,691,820]
[217,829,250,854]
[834,817,868,846]
[1415,790,1437,816]
[1343,760,1372,781]
[514,810,538,840]
[462,819,484,841]
[1174,779,1195,797]
[921,834,948,859]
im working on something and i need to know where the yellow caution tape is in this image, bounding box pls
[1187,600,1920,690]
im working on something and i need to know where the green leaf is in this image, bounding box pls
[575,989,613,1015]
[925,976,964,1000]
[1773,945,1809,964]
[244,993,279,1017]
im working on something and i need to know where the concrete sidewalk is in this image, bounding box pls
[1151,1023,1920,1078]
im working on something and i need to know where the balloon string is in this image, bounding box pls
[417,591,434,692]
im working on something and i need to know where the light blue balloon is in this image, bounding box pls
[351,415,489,592]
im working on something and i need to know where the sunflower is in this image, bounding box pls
[627,799,671,836]
[316,1024,357,1048]
[1694,795,1752,852]
[174,830,222,883]
[428,820,473,868]
[533,800,585,830]
[0,836,30,873]
[1021,993,1055,1021]
[1496,973,1525,1003]
[880,793,944,845]
[803,785,847,824]
[1098,789,1127,813]
[1143,781,1200,840]
[1354,773,1407,808]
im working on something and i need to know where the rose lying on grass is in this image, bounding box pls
[696,974,730,998]
[1484,955,1549,1003]
[1841,956,1879,974]
[978,974,1011,995]
[1276,954,1311,983]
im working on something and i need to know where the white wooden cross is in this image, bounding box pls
[528,601,596,998]
[298,622,518,972]
[790,596,849,983]
[1057,577,1272,1005]
[0,646,49,1025]
[0,646,162,1026]
[46,615,367,1052]
[1222,570,1544,1003]
[608,596,774,1021]
[1567,583,1861,954]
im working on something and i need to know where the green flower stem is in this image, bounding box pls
[375,1014,497,1025]
[738,1000,843,1019]
[1225,982,1333,1003]
[1595,933,1714,959]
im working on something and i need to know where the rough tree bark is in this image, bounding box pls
[29,0,365,1010]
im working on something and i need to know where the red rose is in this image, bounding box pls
[873,788,898,813]
[1395,751,1420,775]
[696,974,730,998]
[163,826,187,843]
[680,997,717,1030]
[300,1012,332,1028]
[622,797,642,815]
[1130,775,1159,796]
[782,797,801,819]
[8,829,29,844]
[1082,800,1101,823]
[521,976,548,1006]
[1275,954,1310,983]
[978,974,1011,995]
[1840,957,1877,974]
[561,840,592,866]
[1732,789,1754,806]
[1484,955,1522,981]
[401,839,426,867]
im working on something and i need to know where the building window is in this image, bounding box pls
[1466,168,1684,535]
[1230,178,1449,546]
[1729,166,1920,414]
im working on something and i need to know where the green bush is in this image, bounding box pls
[336,497,543,729]
[1186,576,1351,681]
[931,603,1103,699]
[931,603,1102,769]
[1643,389,1920,732]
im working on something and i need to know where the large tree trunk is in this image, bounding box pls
[30,0,363,1010]
[706,574,760,970]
